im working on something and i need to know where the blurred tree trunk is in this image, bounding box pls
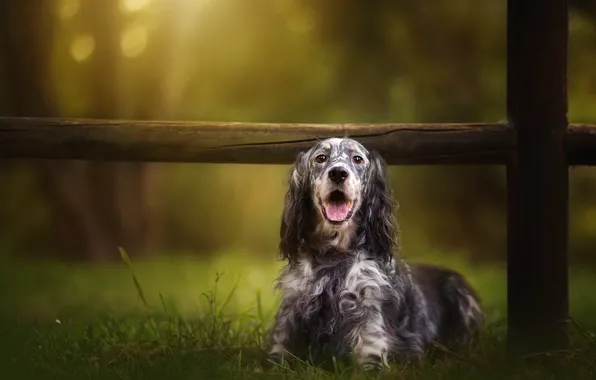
[66,0,163,260]
[0,0,161,261]
[307,0,398,121]
[0,0,101,259]
[80,0,155,260]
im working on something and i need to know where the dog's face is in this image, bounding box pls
[307,138,369,227]
[280,137,396,261]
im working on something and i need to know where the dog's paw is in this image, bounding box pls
[265,347,290,370]
[357,354,390,372]
[268,352,285,364]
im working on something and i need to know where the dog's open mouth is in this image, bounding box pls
[322,190,354,223]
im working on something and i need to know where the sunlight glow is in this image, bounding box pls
[120,24,149,58]
[58,0,80,21]
[69,34,95,62]
[121,0,153,13]
[287,8,315,35]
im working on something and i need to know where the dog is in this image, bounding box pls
[268,137,483,370]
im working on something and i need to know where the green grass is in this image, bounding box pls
[0,251,595,379]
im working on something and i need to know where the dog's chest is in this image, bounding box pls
[285,258,384,329]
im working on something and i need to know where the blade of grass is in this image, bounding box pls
[119,247,150,310]
[217,275,241,318]
[159,293,170,317]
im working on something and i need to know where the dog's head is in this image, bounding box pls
[279,138,397,262]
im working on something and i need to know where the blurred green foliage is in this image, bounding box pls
[1,0,596,264]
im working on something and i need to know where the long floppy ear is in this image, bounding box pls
[279,151,312,262]
[360,150,399,262]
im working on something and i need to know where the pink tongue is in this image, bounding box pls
[325,201,350,222]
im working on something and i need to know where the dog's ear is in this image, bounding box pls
[279,151,311,262]
[361,150,399,262]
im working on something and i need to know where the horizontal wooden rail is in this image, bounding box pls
[0,117,594,165]
[0,117,513,165]
[566,124,596,166]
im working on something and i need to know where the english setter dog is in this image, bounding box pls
[268,137,483,370]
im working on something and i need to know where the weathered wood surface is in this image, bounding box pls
[1,117,595,165]
[0,117,515,165]
[506,0,569,354]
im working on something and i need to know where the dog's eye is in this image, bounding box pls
[315,154,327,163]
[353,155,363,164]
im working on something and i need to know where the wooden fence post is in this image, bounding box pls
[506,0,569,353]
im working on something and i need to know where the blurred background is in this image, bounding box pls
[0,0,596,321]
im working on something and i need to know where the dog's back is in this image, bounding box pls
[410,263,483,346]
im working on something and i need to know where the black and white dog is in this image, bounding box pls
[268,138,483,370]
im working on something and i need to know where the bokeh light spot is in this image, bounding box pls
[69,34,95,63]
[121,0,152,13]
[121,24,149,58]
[58,0,80,21]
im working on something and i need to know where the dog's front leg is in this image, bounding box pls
[268,299,295,363]
[341,291,391,370]
[352,308,390,370]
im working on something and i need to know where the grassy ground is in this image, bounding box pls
[0,251,595,379]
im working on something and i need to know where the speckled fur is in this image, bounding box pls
[269,138,483,370]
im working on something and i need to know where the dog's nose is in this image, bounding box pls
[328,167,349,184]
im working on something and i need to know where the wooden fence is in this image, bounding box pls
[1,0,595,354]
